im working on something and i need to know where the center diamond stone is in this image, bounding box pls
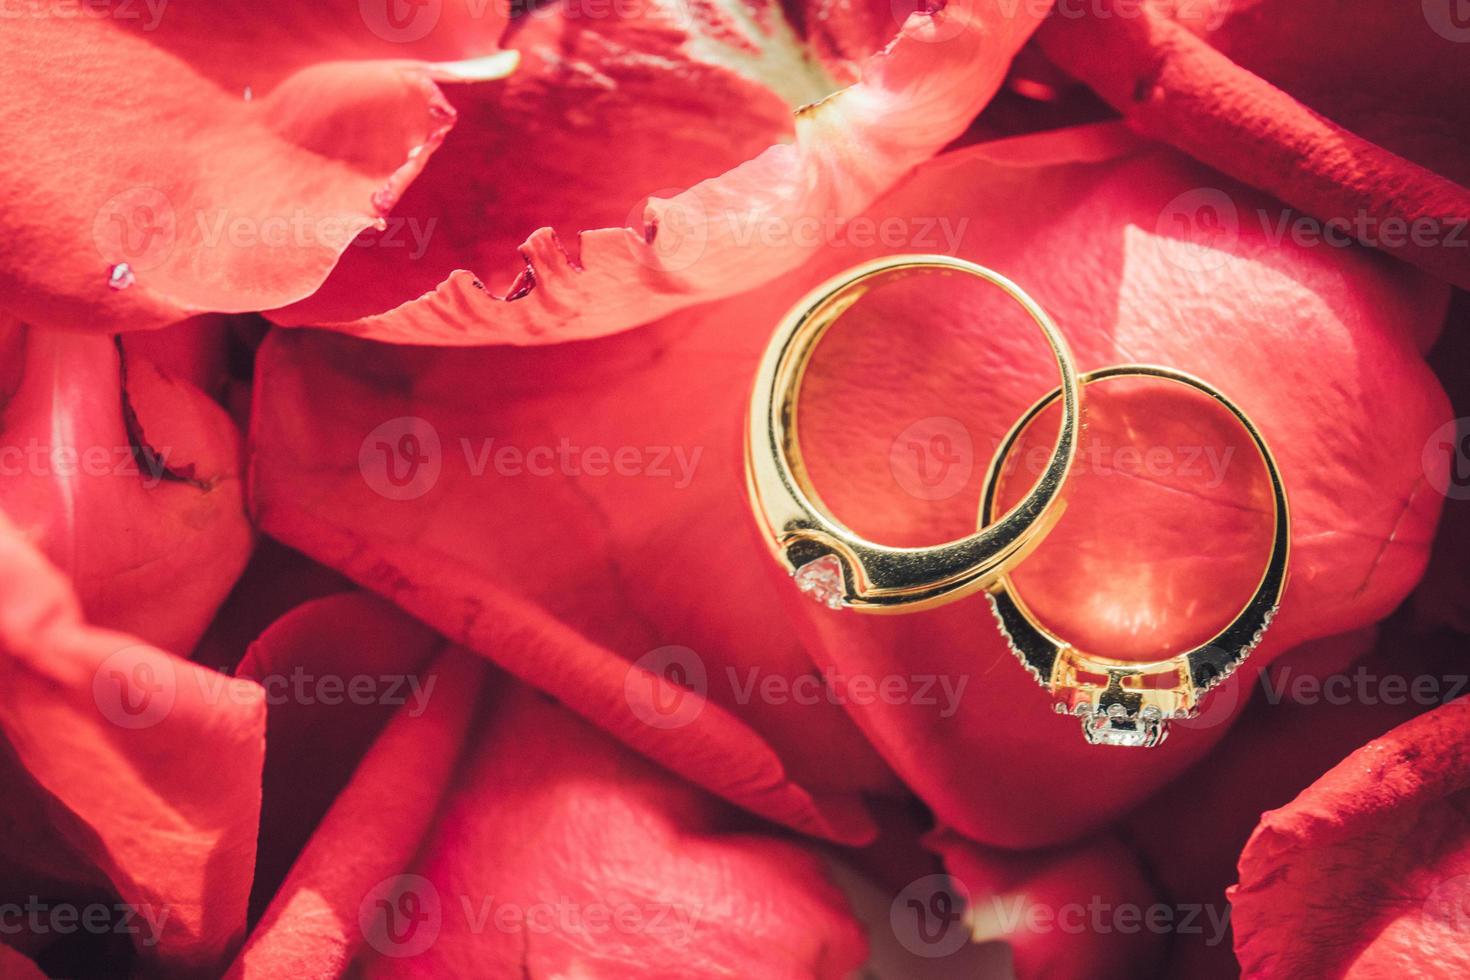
[1088,721,1154,747]
[793,555,845,609]
[1077,704,1167,747]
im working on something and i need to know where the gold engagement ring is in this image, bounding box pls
[746,255,1081,613]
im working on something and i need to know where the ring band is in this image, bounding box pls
[746,255,1081,613]
[979,365,1290,746]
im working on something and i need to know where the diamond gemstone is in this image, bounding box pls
[1080,707,1168,747]
[793,555,844,609]
[1089,723,1154,747]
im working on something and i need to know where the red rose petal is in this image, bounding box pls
[122,316,233,401]
[1230,697,1470,977]
[932,831,1166,977]
[0,327,252,655]
[839,795,948,896]
[1120,621,1465,976]
[191,538,355,674]
[268,0,1050,344]
[1414,291,1470,636]
[0,5,512,333]
[227,646,484,980]
[0,511,266,973]
[1036,2,1470,290]
[248,317,895,844]
[1181,0,1470,187]
[351,682,867,977]
[234,593,449,920]
[0,945,46,980]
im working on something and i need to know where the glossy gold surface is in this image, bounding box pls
[746,255,1081,612]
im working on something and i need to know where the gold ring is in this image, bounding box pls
[980,365,1290,747]
[746,255,1081,613]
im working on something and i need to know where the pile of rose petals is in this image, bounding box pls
[2,1,1467,977]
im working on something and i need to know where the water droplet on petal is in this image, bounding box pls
[108,263,135,291]
[243,85,253,102]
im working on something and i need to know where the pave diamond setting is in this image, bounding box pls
[792,555,845,610]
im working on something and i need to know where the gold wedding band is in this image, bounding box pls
[980,365,1290,747]
[746,255,1081,612]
